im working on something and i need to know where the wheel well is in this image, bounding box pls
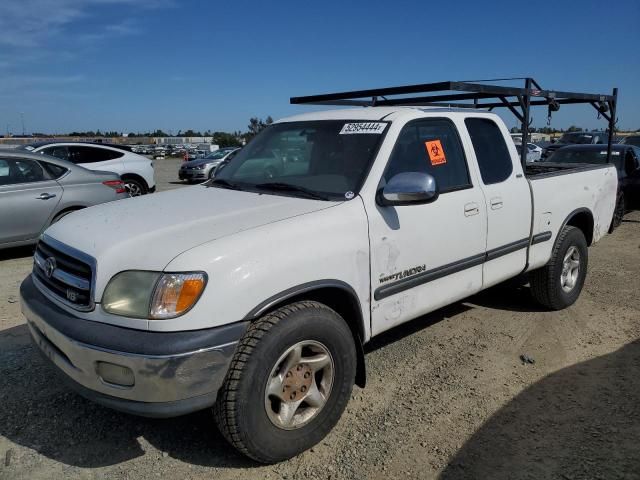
[251,286,367,388]
[120,173,148,191]
[51,206,84,224]
[565,209,594,245]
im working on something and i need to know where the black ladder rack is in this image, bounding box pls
[290,77,618,169]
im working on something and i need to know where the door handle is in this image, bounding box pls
[36,193,56,200]
[490,197,503,210]
[464,202,480,216]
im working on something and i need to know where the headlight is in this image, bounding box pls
[102,271,206,319]
[193,164,206,170]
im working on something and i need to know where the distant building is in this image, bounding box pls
[153,137,214,145]
[510,133,551,144]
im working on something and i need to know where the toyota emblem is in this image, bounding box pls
[44,257,57,278]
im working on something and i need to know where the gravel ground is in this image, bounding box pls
[1,157,639,479]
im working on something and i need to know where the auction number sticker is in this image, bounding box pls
[339,122,386,134]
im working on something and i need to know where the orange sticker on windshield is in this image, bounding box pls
[425,140,446,165]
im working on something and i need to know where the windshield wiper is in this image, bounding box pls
[253,182,329,200]
[206,178,242,190]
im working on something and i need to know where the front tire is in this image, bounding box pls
[214,301,356,463]
[530,226,588,310]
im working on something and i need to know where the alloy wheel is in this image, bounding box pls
[264,340,334,430]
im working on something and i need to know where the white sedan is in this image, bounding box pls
[526,142,543,162]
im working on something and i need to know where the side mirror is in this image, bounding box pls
[377,172,438,206]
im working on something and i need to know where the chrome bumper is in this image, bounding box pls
[21,275,247,417]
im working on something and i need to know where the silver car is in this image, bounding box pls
[0,150,128,249]
[178,148,240,183]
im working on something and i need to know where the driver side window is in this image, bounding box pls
[384,119,471,193]
[0,159,47,185]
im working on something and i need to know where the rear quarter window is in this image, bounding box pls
[69,146,124,164]
[41,161,68,179]
[465,118,513,185]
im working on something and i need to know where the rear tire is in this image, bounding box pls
[609,192,625,233]
[123,178,147,197]
[530,226,588,310]
[214,301,356,463]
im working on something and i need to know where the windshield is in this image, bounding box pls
[548,148,622,167]
[211,120,388,200]
[621,136,640,147]
[558,133,594,144]
[204,149,233,159]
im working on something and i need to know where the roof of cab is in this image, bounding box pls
[276,106,497,124]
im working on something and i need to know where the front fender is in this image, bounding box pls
[160,200,372,338]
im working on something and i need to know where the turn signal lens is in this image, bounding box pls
[149,273,206,319]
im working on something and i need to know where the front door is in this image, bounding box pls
[367,118,487,336]
[0,157,62,245]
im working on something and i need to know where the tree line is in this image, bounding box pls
[52,116,275,148]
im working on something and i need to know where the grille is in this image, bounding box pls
[33,240,93,309]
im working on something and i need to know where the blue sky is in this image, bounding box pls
[0,0,638,135]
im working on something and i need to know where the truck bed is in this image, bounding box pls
[525,162,610,179]
[525,161,618,272]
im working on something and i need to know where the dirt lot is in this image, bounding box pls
[1,158,639,479]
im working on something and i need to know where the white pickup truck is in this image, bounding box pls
[21,106,617,463]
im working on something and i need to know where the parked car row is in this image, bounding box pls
[22,141,156,196]
[132,143,222,160]
[541,131,609,159]
[0,150,128,249]
[1,140,159,250]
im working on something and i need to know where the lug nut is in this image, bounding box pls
[290,393,296,400]
[297,365,302,371]
[301,386,307,392]
[286,372,291,378]
[304,372,310,379]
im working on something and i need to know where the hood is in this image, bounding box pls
[44,185,335,295]
[182,158,220,168]
[545,143,565,152]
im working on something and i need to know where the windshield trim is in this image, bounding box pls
[210,119,391,201]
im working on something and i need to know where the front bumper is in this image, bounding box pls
[178,169,207,181]
[20,275,248,417]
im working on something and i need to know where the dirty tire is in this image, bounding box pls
[214,301,357,464]
[530,226,588,310]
